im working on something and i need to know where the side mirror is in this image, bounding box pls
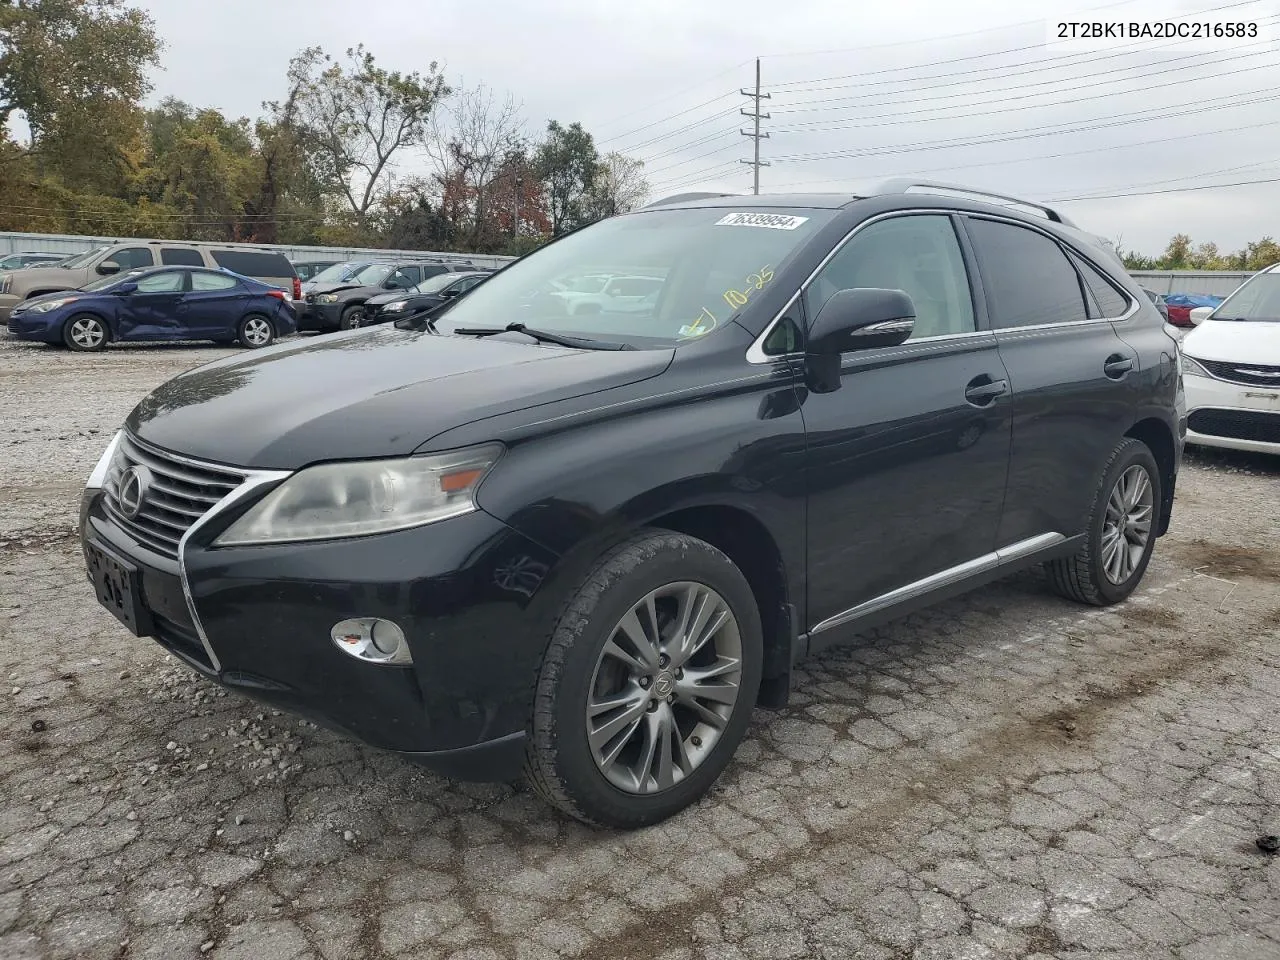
[97,260,121,276]
[1188,306,1214,326]
[115,281,138,295]
[808,288,916,354]
[440,288,462,299]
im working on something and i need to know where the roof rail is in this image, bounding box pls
[643,191,736,209]
[874,179,1076,226]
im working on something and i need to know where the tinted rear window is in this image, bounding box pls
[965,218,1087,329]
[161,247,205,267]
[210,250,294,278]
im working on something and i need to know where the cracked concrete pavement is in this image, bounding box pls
[1,336,1279,960]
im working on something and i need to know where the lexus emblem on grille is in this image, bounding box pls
[117,465,153,519]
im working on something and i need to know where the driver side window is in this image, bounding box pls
[804,215,976,340]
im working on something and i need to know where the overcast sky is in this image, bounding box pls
[130,0,1279,256]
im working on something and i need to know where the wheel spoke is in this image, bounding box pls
[654,706,676,790]
[1107,486,1126,523]
[588,695,648,754]
[632,709,662,790]
[676,690,731,730]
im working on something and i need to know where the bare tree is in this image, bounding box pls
[426,83,526,246]
[288,45,447,225]
[585,152,649,221]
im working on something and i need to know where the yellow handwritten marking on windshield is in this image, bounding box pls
[679,307,718,338]
[722,265,775,311]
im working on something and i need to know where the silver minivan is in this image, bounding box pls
[0,241,299,321]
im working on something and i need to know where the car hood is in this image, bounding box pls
[1183,319,1280,365]
[307,281,370,297]
[125,326,673,469]
[8,265,80,288]
[365,290,413,307]
[15,288,84,308]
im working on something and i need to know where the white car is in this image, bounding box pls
[1180,264,1280,455]
[549,274,663,315]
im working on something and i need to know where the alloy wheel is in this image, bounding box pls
[69,318,105,349]
[243,317,272,346]
[1101,463,1153,584]
[585,581,743,794]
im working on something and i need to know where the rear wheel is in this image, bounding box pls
[1047,438,1161,606]
[63,315,108,352]
[525,530,763,828]
[237,315,275,349]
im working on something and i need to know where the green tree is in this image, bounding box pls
[0,0,160,192]
[286,44,448,227]
[534,120,598,236]
[583,151,649,221]
[1243,237,1280,270]
[1160,233,1192,269]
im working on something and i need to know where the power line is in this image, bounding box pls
[763,118,1280,191]
[768,86,1280,164]
[596,92,741,149]
[763,0,1258,90]
[1053,175,1280,202]
[769,37,1276,124]
[591,61,753,136]
[769,51,1280,135]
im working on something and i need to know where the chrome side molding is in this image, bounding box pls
[809,532,1067,637]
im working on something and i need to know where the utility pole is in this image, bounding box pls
[740,58,770,195]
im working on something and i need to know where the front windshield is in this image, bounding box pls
[434,207,835,347]
[350,263,396,286]
[311,261,368,284]
[1212,272,1280,321]
[415,272,462,294]
[58,246,107,269]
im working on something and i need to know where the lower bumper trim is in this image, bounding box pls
[396,730,528,783]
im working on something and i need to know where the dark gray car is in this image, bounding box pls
[298,259,479,332]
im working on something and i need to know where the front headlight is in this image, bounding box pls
[86,430,123,490]
[1180,353,1211,378]
[382,300,408,312]
[214,444,503,546]
[30,296,79,313]
[316,293,339,304]
[0,274,10,294]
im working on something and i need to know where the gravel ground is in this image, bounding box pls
[2,336,1279,960]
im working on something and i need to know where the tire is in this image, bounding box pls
[340,305,364,330]
[525,530,763,829]
[237,315,275,349]
[1046,438,1162,606]
[62,314,109,352]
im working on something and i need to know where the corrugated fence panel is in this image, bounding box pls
[0,231,516,269]
[1128,271,1252,298]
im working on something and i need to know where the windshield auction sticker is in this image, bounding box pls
[715,212,809,230]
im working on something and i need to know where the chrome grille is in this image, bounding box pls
[103,434,245,558]
[1199,359,1280,388]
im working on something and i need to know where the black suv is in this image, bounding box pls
[79,181,1184,829]
[299,258,478,332]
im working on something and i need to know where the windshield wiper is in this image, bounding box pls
[451,323,633,350]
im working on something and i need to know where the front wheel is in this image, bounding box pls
[63,315,109,351]
[237,315,275,349]
[1046,437,1162,606]
[340,305,365,330]
[524,530,763,828]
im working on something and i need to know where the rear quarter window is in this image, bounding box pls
[210,250,295,279]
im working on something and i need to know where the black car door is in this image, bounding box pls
[800,213,1013,635]
[960,215,1137,546]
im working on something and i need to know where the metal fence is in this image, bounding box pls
[1128,270,1252,298]
[0,231,516,270]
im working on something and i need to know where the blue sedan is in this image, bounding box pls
[5,266,297,351]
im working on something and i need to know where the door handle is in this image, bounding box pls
[1104,355,1134,379]
[964,376,1009,406]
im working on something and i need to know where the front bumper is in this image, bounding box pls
[297,300,342,331]
[6,310,59,341]
[1184,373,1280,454]
[80,478,561,781]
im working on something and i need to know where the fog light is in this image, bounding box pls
[331,618,412,665]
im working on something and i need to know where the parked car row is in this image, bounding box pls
[2,243,502,349]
